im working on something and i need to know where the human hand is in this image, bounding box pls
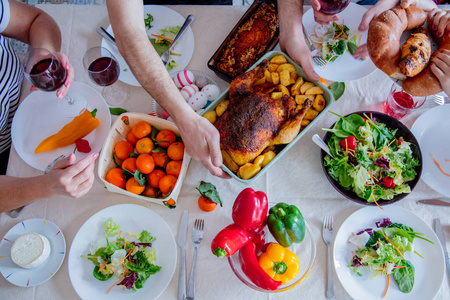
[279,31,320,81]
[431,49,450,97]
[46,152,98,198]
[358,0,399,32]
[401,0,437,11]
[428,9,450,38]
[30,52,75,99]
[352,44,369,60]
[176,112,230,179]
[310,0,339,25]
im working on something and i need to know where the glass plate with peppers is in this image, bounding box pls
[227,202,317,293]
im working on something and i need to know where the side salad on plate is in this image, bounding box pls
[81,218,161,293]
[348,217,434,297]
[145,13,180,71]
[323,112,420,205]
[310,21,361,65]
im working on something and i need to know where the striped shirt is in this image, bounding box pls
[0,0,23,154]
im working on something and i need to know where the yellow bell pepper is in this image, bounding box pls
[258,243,300,285]
[35,109,100,154]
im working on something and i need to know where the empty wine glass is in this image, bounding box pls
[318,0,351,14]
[83,46,126,106]
[24,47,86,117]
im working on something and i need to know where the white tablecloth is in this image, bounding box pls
[1,4,449,300]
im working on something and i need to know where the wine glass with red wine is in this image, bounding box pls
[83,47,126,106]
[25,48,86,117]
[318,0,351,14]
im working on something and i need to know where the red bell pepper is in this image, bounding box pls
[211,222,265,258]
[339,136,357,151]
[232,188,268,229]
[238,240,282,291]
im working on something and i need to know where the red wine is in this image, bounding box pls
[318,0,351,14]
[393,91,416,108]
[29,58,66,91]
[88,57,119,86]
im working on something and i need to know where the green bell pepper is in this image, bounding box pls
[267,202,305,247]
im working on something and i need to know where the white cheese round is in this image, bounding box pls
[10,233,51,269]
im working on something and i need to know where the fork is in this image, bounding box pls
[322,215,335,299]
[302,24,326,67]
[429,94,449,106]
[186,219,204,300]
[161,15,194,67]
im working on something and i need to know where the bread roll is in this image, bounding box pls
[399,27,431,77]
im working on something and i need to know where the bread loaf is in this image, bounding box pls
[368,6,427,80]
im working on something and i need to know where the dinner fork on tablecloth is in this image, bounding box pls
[186,219,204,300]
[322,215,335,299]
[429,94,449,106]
[302,24,326,67]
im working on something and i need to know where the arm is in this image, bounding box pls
[0,154,98,213]
[1,0,73,98]
[429,9,450,96]
[278,0,320,80]
[106,0,227,178]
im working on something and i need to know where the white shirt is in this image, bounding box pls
[0,0,23,154]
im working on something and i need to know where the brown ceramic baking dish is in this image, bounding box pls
[207,0,279,82]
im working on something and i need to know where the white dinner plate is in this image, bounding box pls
[101,5,195,87]
[0,219,66,287]
[302,3,377,82]
[11,81,111,171]
[68,204,177,300]
[333,206,445,300]
[411,104,450,197]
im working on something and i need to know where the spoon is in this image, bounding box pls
[312,134,334,158]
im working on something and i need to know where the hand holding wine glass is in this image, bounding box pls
[83,47,127,106]
[25,47,86,117]
[310,0,346,25]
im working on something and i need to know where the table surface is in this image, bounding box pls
[1,4,450,300]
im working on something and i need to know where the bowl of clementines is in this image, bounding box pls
[98,112,191,207]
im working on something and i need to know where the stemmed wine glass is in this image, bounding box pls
[83,47,126,106]
[25,48,86,117]
[318,0,351,14]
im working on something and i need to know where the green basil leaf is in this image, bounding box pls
[329,82,345,101]
[109,107,127,115]
[196,181,222,206]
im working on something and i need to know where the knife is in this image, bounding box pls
[417,199,450,207]
[434,218,450,286]
[177,210,189,300]
[96,27,116,46]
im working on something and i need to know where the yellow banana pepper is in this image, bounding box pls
[258,243,300,285]
[35,109,100,154]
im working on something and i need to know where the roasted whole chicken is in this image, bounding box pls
[214,60,313,166]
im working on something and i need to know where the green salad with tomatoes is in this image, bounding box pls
[323,112,420,203]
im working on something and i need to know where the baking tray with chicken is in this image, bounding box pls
[202,51,334,183]
[207,0,279,82]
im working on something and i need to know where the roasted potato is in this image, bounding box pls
[268,64,279,72]
[295,94,314,106]
[253,155,265,166]
[276,63,296,73]
[300,82,315,94]
[279,69,291,86]
[305,86,324,95]
[221,150,239,172]
[216,100,229,117]
[254,77,266,85]
[291,77,304,96]
[304,108,319,120]
[270,55,288,64]
[238,163,261,180]
[260,150,276,167]
[271,72,280,85]
[313,94,326,111]
[300,119,310,128]
[271,92,283,99]
[203,111,217,124]
[279,84,290,96]
[265,69,272,83]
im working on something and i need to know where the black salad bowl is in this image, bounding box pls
[320,111,423,206]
